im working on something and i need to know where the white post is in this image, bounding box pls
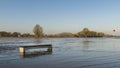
[19,47,25,53]
[19,47,25,58]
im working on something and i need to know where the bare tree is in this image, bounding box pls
[33,24,43,38]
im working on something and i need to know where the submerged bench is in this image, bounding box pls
[19,44,52,57]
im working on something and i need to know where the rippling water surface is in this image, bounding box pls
[0,38,120,68]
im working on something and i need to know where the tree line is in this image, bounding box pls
[0,31,34,37]
[44,28,113,38]
[0,24,113,38]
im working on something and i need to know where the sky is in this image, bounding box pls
[0,0,120,35]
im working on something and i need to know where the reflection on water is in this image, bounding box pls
[82,41,90,50]
[20,51,52,58]
[82,39,94,51]
[34,38,42,44]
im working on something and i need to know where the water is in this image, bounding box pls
[0,38,120,68]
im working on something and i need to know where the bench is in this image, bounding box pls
[19,44,52,57]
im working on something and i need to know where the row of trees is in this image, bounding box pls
[76,28,111,37]
[0,24,42,37]
[0,24,112,38]
[0,32,34,37]
[44,28,112,38]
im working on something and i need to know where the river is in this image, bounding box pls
[0,38,120,68]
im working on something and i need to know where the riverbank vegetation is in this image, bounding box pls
[0,25,113,38]
[44,28,113,38]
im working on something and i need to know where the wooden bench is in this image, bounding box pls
[19,44,52,57]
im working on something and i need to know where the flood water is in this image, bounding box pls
[0,38,120,68]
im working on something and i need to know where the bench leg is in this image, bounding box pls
[19,47,25,58]
[47,47,52,52]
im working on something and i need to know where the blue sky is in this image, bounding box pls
[0,0,120,35]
